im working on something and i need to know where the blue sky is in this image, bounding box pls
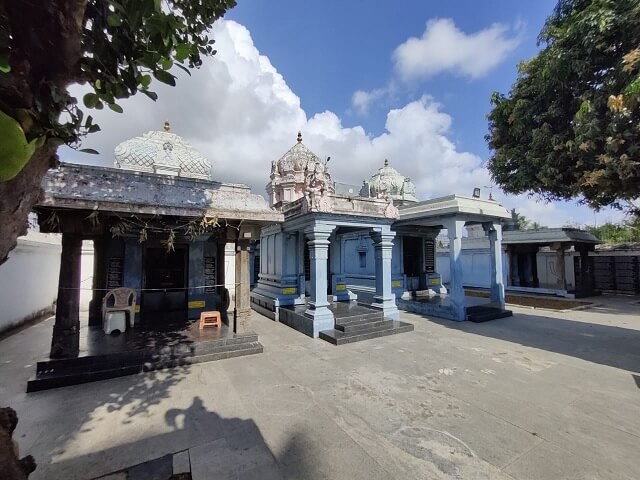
[227,0,555,155]
[65,0,628,227]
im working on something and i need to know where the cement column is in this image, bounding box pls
[486,223,506,307]
[234,239,251,333]
[51,233,82,358]
[370,228,400,320]
[304,225,335,337]
[88,237,106,326]
[446,219,466,321]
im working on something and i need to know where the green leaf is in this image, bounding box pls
[141,90,159,101]
[88,124,101,133]
[80,148,99,154]
[140,74,152,88]
[154,70,176,86]
[0,53,10,73]
[107,14,122,27]
[83,93,99,108]
[108,103,124,113]
[160,57,173,70]
[175,43,191,61]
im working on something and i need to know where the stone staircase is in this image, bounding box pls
[466,305,513,322]
[319,309,414,345]
[27,333,263,392]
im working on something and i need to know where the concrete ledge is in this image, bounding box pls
[397,298,463,321]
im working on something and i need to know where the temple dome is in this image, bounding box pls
[114,121,211,180]
[267,132,334,207]
[273,132,327,178]
[368,159,417,203]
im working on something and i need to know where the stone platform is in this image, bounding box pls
[27,320,263,392]
[280,301,414,345]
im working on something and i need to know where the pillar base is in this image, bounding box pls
[447,294,467,322]
[50,322,80,359]
[303,305,335,338]
[370,296,400,321]
[234,307,252,334]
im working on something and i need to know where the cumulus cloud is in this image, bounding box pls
[351,87,388,115]
[61,19,601,227]
[393,18,521,80]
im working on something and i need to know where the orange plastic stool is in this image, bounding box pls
[199,311,221,329]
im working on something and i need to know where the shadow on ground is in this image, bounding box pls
[425,313,640,373]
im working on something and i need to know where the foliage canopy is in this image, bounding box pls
[487,0,640,214]
[0,0,235,263]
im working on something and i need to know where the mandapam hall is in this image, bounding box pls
[28,123,281,391]
[250,133,512,344]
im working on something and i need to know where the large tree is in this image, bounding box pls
[487,0,640,215]
[0,0,235,264]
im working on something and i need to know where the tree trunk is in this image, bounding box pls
[0,143,58,265]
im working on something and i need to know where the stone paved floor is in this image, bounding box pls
[1,295,639,479]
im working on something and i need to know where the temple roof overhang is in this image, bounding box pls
[38,163,282,224]
[503,228,600,245]
[395,194,511,227]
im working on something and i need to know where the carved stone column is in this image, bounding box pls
[235,239,251,333]
[446,219,466,321]
[88,237,106,326]
[51,233,82,358]
[303,224,335,337]
[484,222,506,307]
[370,227,400,320]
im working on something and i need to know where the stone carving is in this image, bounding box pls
[268,132,336,209]
[303,160,334,212]
[384,197,400,218]
[0,407,36,479]
[114,122,211,180]
[368,159,418,204]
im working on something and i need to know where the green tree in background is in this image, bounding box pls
[487,0,640,216]
[0,0,236,264]
[587,216,640,243]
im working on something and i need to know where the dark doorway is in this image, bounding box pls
[403,237,421,290]
[141,247,188,325]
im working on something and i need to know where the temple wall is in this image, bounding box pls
[0,232,61,334]
[437,249,509,289]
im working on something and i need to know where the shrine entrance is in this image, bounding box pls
[141,246,188,324]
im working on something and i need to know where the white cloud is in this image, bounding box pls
[392,18,521,80]
[351,87,387,115]
[61,19,600,228]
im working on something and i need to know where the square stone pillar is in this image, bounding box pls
[484,222,506,307]
[88,237,106,326]
[446,219,466,321]
[235,239,251,333]
[51,233,82,358]
[369,228,400,320]
[304,225,335,337]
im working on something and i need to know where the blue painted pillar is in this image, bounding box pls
[370,227,400,320]
[486,223,506,307]
[123,239,142,324]
[446,219,466,321]
[304,224,335,337]
[188,241,205,320]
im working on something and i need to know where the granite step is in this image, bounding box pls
[319,320,414,345]
[466,306,513,323]
[27,338,264,392]
[335,318,389,333]
[332,312,383,323]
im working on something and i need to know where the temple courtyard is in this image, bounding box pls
[1,295,639,480]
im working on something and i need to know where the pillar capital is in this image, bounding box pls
[304,224,334,245]
[445,219,466,239]
[369,227,396,247]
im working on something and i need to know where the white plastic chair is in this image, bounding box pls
[102,287,137,328]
